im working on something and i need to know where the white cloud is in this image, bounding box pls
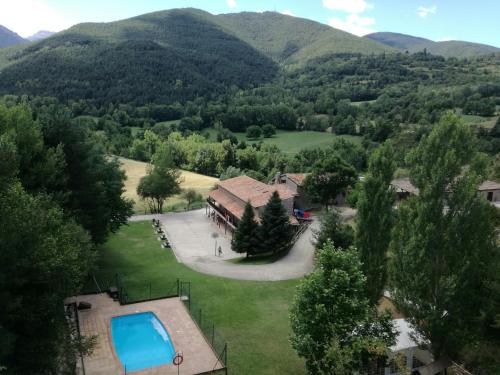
[417,5,437,18]
[281,9,295,17]
[328,13,376,36]
[323,0,373,14]
[226,0,237,9]
[0,0,74,37]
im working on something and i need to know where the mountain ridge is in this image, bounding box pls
[365,31,500,58]
[0,25,27,48]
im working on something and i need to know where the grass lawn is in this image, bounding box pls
[203,129,362,154]
[93,221,306,375]
[119,157,219,214]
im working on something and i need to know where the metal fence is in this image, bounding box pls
[179,281,228,375]
[78,276,228,374]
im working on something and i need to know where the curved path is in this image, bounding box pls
[130,209,317,281]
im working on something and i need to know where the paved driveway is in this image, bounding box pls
[130,209,316,281]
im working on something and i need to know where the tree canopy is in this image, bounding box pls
[389,113,500,363]
[290,241,396,374]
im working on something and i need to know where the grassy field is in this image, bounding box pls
[203,129,362,154]
[119,157,218,214]
[460,113,498,129]
[93,222,306,375]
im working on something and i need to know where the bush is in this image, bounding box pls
[246,125,262,139]
[262,124,276,138]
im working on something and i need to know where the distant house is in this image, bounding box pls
[390,177,500,206]
[207,176,298,234]
[390,178,420,201]
[270,172,345,208]
[478,180,500,204]
[270,173,316,209]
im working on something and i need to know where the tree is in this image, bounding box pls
[246,125,262,139]
[262,124,276,138]
[4,104,132,244]
[220,166,242,180]
[0,182,95,373]
[356,141,396,305]
[137,144,182,213]
[182,188,202,210]
[231,202,260,256]
[290,241,396,374]
[314,209,354,250]
[303,155,357,210]
[258,191,294,255]
[390,113,499,362]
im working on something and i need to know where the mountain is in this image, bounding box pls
[0,9,279,105]
[0,8,393,104]
[0,25,27,48]
[27,30,55,41]
[215,11,393,63]
[365,32,500,58]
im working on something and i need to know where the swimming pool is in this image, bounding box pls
[110,312,176,371]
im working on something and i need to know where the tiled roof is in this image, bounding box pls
[286,173,307,186]
[391,178,419,195]
[478,180,500,191]
[217,176,296,208]
[208,189,245,219]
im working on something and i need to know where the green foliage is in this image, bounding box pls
[0,183,94,373]
[389,113,500,361]
[231,202,260,256]
[217,11,393,64]
[290,241,396,374]
[0,9,278,105]
[259,191,294,255]
[356,141,396,305]
[262,124,276,138]
[182,188,202,210]
[220,166,243,180]
[246,125,262,139]
[303,155,357,209]
[40,112,133,244]
[314,209,354,250]
[137,144,182,213]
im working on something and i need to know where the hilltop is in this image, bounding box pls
[0,25,26,48]
[366,32,500,58]
[215,11,393,63]
[0,8,394,105]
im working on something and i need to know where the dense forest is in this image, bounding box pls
[3,51,497,183]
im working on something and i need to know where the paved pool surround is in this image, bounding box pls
[66,294,222,375]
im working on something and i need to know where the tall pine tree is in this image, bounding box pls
[231,201,260,257]
[356,141,396,305]
[259,191,294,255]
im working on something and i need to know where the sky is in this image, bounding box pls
[0,0,498,47]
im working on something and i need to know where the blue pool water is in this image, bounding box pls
[110,312,176,371]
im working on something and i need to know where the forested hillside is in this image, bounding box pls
[216,11,393,63]
[0,25,26,48]
[366,32,500,58]
[0,9,278,105]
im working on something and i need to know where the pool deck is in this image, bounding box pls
[66,293,223,375]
